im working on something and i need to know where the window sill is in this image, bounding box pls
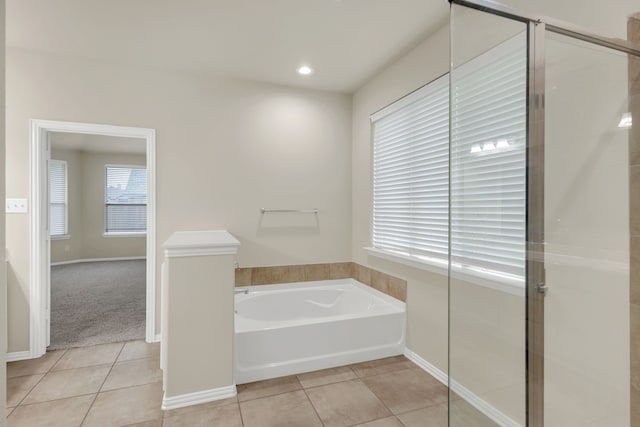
[103,232,146,238]
[364,246,525,297]
[51,234,71,241]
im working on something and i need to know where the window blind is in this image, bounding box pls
[105,166,147,233]
[49,159,67,237]
[450,32,527,279]
[372,75,450,261]
[371,32,527,281]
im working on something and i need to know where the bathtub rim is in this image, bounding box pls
[234,278,406,333]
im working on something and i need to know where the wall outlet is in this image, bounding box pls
[6,198,28,213]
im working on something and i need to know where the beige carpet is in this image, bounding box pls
[49,260,146,350]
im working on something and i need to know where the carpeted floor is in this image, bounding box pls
[49,260,146,350]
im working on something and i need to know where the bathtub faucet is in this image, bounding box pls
[235,288,249,295]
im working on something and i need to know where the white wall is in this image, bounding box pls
[50,148,147,263]
[6,48,352,352]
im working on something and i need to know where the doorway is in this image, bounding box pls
[29,120,157,357]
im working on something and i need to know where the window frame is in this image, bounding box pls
[104,163,148,237]
[49,159,69,240]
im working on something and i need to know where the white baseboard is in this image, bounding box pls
[51,256,146,266]
[161,385,237,411]
[404,348,447,386]
[404,348,522,427]
[6,351,32,362]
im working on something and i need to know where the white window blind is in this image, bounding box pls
[450,32,527,279]
[371,32,527,281]
[105,166,147,233]
[49,159,68,237]
[372,75,450,262]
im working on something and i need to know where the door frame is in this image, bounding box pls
[29,119,157,358]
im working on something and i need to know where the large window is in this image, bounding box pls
[49,159,68,238]
[105,165,147,235]
[371,33,527,282]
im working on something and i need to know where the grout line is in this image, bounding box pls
[79,343,126,426]
[238,400,246,427]
[13,392,99,408]
[12,372,49,408]
[301,388,326,427]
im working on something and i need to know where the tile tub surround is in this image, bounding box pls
[631,13,640,427]
[7,340,451,426]
[235,262,407,302]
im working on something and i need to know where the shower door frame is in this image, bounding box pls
[448,1,640,426]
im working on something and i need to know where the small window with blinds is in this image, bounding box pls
[49,159,68,238]
[105,165,147,234]
[371,32,526,283]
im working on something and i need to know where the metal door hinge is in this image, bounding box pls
[535,282,548,295]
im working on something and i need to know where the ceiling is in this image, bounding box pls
[7,0,449,93]
[50,132,146,155]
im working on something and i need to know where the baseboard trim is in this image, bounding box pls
[51,256,146,266]
[162,385,237,411]
[404,348,447,386]
[404,348,522,427]
[6,351,32,362]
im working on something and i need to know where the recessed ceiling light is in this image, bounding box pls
[297,65,313,76]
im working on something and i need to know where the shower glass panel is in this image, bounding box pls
[450,1,640,426]
[543,32,635,426]
[449,4,528,426]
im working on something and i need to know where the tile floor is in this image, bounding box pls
[6,341,495,426]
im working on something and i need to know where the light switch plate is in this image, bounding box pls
[6,198,28,213]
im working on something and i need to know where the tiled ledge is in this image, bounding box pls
[235,262,407,302]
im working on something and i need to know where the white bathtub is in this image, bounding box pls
[234,278,406,384]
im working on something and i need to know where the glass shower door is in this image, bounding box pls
[450,1,640,426]
[542,32,637,427]
[449,4,528,426]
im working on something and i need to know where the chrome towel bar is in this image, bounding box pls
[260,208,319,214]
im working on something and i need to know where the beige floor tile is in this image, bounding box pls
[397,404,448,427]
[6,394,94,427]
[101,357,162,391]
[297,365,357,388]
[450,399,499,427]
[240,390,322,427]
[7,407,15,417]
[7,374,44,407]
[305,379,391,427]
[351,356,408,370]
[22,365,110,404]
[162,396,238,418]
[163,403,243,427]
[355,416,405,426]
[83,382,163,427]
[7,350,66,378]
[117,341,160,362]
[351,356,416,378]
[52,342,124,371]
[237,375,301,402]
[362,369,447,415]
